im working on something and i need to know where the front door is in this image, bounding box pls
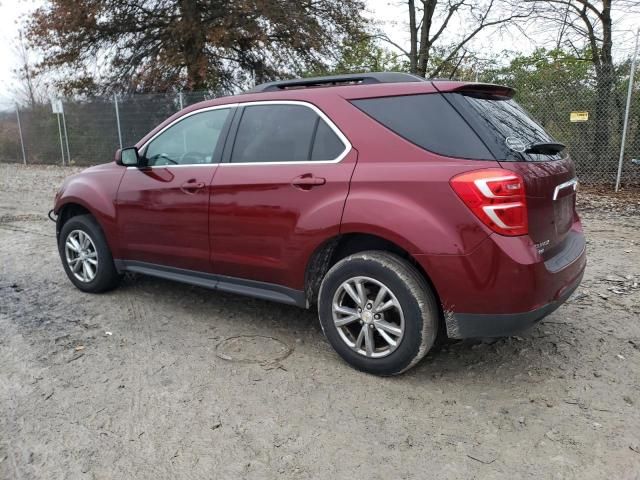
[209,102,356,290]
[116,106,232,271]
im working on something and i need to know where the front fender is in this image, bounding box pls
[54,164,125,257]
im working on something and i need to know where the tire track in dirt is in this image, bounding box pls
[0,214,45,223]
[123,289,160,475]
[0,370,25,480]
[0,224,55,238]
[122,286,181,478]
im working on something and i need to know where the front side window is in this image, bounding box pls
[144,108,230,166]
[230,104,346,163]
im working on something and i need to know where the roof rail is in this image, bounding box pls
[248,72,428,93]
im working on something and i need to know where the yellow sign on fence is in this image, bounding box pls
[570,111,589,122]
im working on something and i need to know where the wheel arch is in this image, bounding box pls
[55,200,103,238]
[56,202,92,236]
[304,232,442,314]
[55,199,121,259]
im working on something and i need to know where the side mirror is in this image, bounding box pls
[116,147,141,167]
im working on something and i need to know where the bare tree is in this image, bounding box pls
[12,30,47,108]
[379,0,533,78]
[523,0,640,165]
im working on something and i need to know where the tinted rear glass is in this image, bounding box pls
[448,94,561,161]
[351,93,493,160]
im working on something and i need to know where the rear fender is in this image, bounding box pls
[340,188,491,256]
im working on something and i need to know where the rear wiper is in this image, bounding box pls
[525,142,566,155]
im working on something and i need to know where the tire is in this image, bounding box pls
[58,214,122,293]
[318,251,439,375]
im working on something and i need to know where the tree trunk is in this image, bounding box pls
[408,0,418,74]
[632,107,640,168]
[592,0,613,175]
[253,60,265,85]
[416,0,437,77]
[179,0,207,90]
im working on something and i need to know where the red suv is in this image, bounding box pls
[53,72,586,375]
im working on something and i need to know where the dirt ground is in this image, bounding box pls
[1,163,639,480]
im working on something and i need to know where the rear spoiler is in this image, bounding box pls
[435,82,516,100]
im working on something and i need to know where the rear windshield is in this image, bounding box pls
[351,92,560,162]
[446,93,562,161]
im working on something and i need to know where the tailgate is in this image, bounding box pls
[499,156,577,256]
[440,88,579,256]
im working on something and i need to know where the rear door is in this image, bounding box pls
[116,106,232,271]
[447,93,578,256]
[209,101,356,289]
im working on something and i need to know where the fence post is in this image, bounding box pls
[56,111,65,166]
[616,28,639,192]
[113,93,123,149]
[61,102,71,164]
[15,105,26,165]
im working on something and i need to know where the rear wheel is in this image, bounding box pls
[58,214,122,293]
[318,251,439,375]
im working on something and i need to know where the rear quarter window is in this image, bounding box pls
[351,93,494,160]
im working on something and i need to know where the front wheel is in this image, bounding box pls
[58,214,122,293]
[318,251,439,375]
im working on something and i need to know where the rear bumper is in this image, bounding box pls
[415,223,586,339]
[445,265,584,338]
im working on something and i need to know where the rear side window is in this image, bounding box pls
[351,94,493,160]
[230,104,346,163]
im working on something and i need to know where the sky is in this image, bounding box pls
[1,0,639,109]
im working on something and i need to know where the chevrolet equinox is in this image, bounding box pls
[53,72,586,375]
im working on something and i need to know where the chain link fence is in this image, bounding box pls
[0,70,638,187]
[491,69,640,186]
[0,91,214,167]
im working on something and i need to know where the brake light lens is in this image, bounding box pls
[450,169,528,236]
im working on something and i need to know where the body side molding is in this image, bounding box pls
[114,260,307,307]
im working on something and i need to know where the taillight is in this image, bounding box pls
[450,169,528,236]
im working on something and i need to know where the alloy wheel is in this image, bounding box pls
[331,276,405,358]
[64,230,98,283]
